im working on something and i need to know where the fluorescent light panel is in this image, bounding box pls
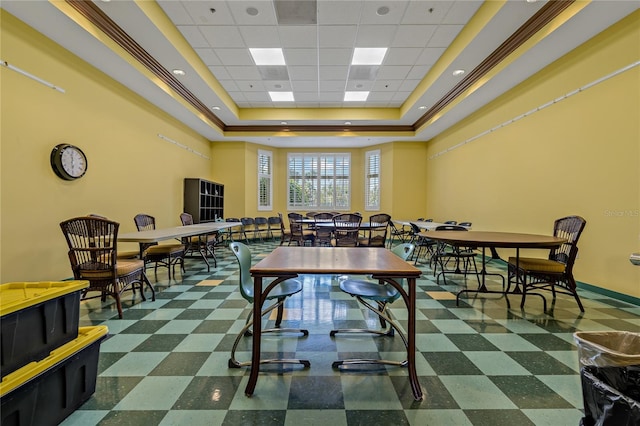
[344,91,369,102]
[249,48,286,65]
[351,48,387,65]
[269,91,294,102]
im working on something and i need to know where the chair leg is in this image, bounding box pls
[228,299,310,368]
[331,297,407,368]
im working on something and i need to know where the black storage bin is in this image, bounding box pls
[1,281,88,378]
[0,326,108,426]
[580,365,640,426]
[574,331,640,426]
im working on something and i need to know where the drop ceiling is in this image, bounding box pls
[2,0,638,148]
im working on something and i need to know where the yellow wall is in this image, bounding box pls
[425,12,640,297]
[0,12,211,282]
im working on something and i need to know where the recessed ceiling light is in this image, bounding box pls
[280,121,288,125]
[250,48,286,65]
[344,92,369,102]
[344,121,352,125]
[452,69,465,76]
[376,6,390,16]
[246,7,259,16]
[352,48,387,65]
[418,106,427,110]
[211,106,221,110]
[172,69,185,76]
[269,92,294,102]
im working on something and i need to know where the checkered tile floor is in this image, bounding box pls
[61,239,640,426]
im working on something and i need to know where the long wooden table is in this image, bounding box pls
[118,221,242,271]
[419,231,566,305]
[246,246,425,401]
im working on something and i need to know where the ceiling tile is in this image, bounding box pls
[238,26,281,47]
[359,1,409,25]
[292,80,319,92]
[284,49,319,66]
[158,1,193,25]
[278,26,318,48]
[407,64,432,79]
[244,91,272,102]
[319,80,347,92]
[209,66,231,80]
[318,25,358,48]
[319,66,349,80]
[228,1,278,25]
[399,79,421,92]
[377,65,412,80]
[354,25,398,47]
[181,1,234,25]
[415,47,446,65]
[443,1,484,25]
[372,80,402,91]
[224,66,262,80]
[385,48,423,66]
[401,1,453,25]
[346,80,374,91]
[319,49,352,66]
[295,92,321,102]
[317,1,363,24]
[219,80,241,92]
[367,91,395,101]
[177,26,209,48]
[214,49,254,66]
[288,66,318,80]
[200,26,245,48]
[391,25,437,48]
[428,25,464,48]
[196,48,222,66]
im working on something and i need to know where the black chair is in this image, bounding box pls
[267,216,281,241]
[408,222,437,264]
[240,217,255,243]
[387,221,410,248]
[507,215,587,311]
[330,243,415,368]
[331,213,362,247]
[60,216,154,319]
[179,212,217,269]
[432,225,480,286]
[253,216,269,241]
[133,214,185,280]
[227,242,310,369]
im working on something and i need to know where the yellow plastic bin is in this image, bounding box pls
[0,326,108,426]
[0,281,89,379]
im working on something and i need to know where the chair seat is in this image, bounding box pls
[80,259,145,279]
[508,257,566,273]
[145,244,185,257]
[339,279,400,302]
[264,279,303,301]
[117,250,139,259]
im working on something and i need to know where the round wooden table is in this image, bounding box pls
[418,231,566,304]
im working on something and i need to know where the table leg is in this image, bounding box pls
[245,276,263,397]
[407,277,424,401]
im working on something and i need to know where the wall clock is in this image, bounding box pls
[50,143,88,180]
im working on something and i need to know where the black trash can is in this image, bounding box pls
[574,331,640,426]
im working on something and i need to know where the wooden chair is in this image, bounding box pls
[313,212,334,247]
[60,216,154,319]
[358,213,391,247]
[508,215,587,311]
[288,213,315,246]
[331,213,362,247]
[133,214,186,280]
[227,242,310,369]
[330,243,415,367]
[277,213,292,245]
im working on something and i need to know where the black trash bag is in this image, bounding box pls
[580,365,640,426]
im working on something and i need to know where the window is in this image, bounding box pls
[365,149,380,210]
[258,150,272,210]
[288,153,351,210]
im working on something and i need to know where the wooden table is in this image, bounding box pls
[419,231,566,305]
[118,221,242,271]
[246,246,424,400]
[394,220,471,231]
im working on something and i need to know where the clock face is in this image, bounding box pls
[51,143,88,180]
